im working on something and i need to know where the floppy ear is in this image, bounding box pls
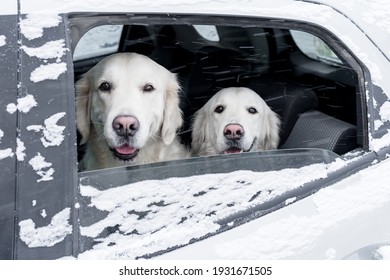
[261,106,281,150]
[161,73,183,145]
[75,74,92,144]
[190,105,209,156]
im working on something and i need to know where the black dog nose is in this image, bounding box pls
[224,123,244,140]
[112,115,139,137]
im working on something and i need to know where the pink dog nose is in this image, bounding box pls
[224,123,244,140]
[112,115,139,137]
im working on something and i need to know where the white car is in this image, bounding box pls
[0,0,390,260]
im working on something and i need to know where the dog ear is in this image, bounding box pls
[161,73,183,145]
[260,106,281,150]
[190,105,208,156]
[75,74,92,144]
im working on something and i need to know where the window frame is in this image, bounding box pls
[66,13,374,258]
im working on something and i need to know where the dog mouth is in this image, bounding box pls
[110,144,139,161]
[223,137,257,154]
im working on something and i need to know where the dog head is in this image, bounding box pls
[191,87,280,156]
[76,52,182,162]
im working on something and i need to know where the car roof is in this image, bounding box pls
[17,0,389,61]
[307,0,390,62]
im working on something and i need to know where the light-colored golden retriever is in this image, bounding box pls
[191,87,280,156]
[76,53,188,170]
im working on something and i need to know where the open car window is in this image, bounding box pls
[69,14,367,258]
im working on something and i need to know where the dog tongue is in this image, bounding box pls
[115,145,137,155]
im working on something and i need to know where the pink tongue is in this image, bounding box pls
[115,145,137,155]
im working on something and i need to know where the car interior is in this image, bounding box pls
[71,15,365,168]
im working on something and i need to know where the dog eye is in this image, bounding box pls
[143,84,155,93]
[248,107,258,114]
[98,82,111,92]
[214,105,224,114]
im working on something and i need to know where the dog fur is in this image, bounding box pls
[191,87,280,156]
[76,52,188,170]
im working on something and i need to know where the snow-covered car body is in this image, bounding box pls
[0,0,389,259]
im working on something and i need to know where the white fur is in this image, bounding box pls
[76,53,188,170]
[191,87,280,156]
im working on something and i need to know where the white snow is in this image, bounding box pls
[285,197,297,206]
[0,35,6,47]
[0,129,4,141]
[6,94,38,114]
[32,200,37,207]
[210,158,390,259]
[40,209,47,218]
[379,101,390,123]
[19,208,72,248]
[30,62,67,83]
[28,153,55,182]
[0,148,14,160]
[374,245,390,260]
[370,129,390,152]
[27,112,66,147]
[16,138,26,161]
[78,159,348,259]
[21,39,67,61]
[20,13,61,40]
[325,248,336,260]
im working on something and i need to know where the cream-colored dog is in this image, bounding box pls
[76,53,188,170]
[191,87,280,156]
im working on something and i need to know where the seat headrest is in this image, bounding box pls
[248,76,318,145]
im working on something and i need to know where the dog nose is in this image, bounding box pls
[112,115,139,137]
[224,123,244,140]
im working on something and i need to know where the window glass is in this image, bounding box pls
[290,30,343,65]
[73,25,123,61]
[194,25,220,41]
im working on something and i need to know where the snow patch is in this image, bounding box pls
[0,148,14,160]
[370,129,390,152]
[30,62,67,83]
[27,112,66,147]
[20,13,61,40]
[379,101,390,123]
[285,197,297,206]
[0,35,6,47]
[213,158,390,259]
[325,248,336,260]
[28,153,55,182]
[32,200,37,207]
[374,245,390,260]
[19,208,72,248]
[21,39,67,60]
[16,138,26,161]
[6,94,38,114]
[78,159,347,259]
[40,209,47,218]
[0,129,4,141]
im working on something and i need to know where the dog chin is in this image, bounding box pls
[223,147,243,154]
[110,144,139,161]
[222,137,257,154]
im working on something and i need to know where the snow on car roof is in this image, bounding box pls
[17,0,389,88]
[308,0,390,62]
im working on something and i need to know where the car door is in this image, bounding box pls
[5,10,78,259]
